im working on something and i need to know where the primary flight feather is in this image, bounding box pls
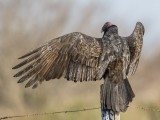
[13,21,144,112]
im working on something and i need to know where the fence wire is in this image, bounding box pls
[0,106,160,120]
[0,107,100,120]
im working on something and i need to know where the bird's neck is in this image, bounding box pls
[103,25,118,37]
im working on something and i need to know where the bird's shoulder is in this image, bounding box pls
[103,34,129,53]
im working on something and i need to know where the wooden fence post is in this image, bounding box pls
[100,84,120,120]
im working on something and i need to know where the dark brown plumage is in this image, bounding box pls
[13,22,144,112]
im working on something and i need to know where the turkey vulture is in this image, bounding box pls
[13,22,144,112]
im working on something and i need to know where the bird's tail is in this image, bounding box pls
[100,78,135,113]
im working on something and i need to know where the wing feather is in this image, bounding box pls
[126,22,144,76]
[13,61,38,77]
[18,47,43,59]
[12,52,41,69]
[13,32,115,88]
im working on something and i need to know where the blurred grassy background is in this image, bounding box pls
[0,0,160,120]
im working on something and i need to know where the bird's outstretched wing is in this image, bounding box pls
[126,22,145,76]
[13,32,111,88]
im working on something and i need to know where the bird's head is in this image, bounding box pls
[101,22,114,33]
[101,22,118,35]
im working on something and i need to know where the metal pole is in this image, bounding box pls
[100,84,120,120]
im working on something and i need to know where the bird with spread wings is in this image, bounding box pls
[13,21,144,112]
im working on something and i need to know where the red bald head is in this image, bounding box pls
[101,22,113,33]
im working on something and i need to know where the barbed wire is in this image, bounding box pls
[0,107,100,120]
[133,106,160,112]
[0,105,160,120]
